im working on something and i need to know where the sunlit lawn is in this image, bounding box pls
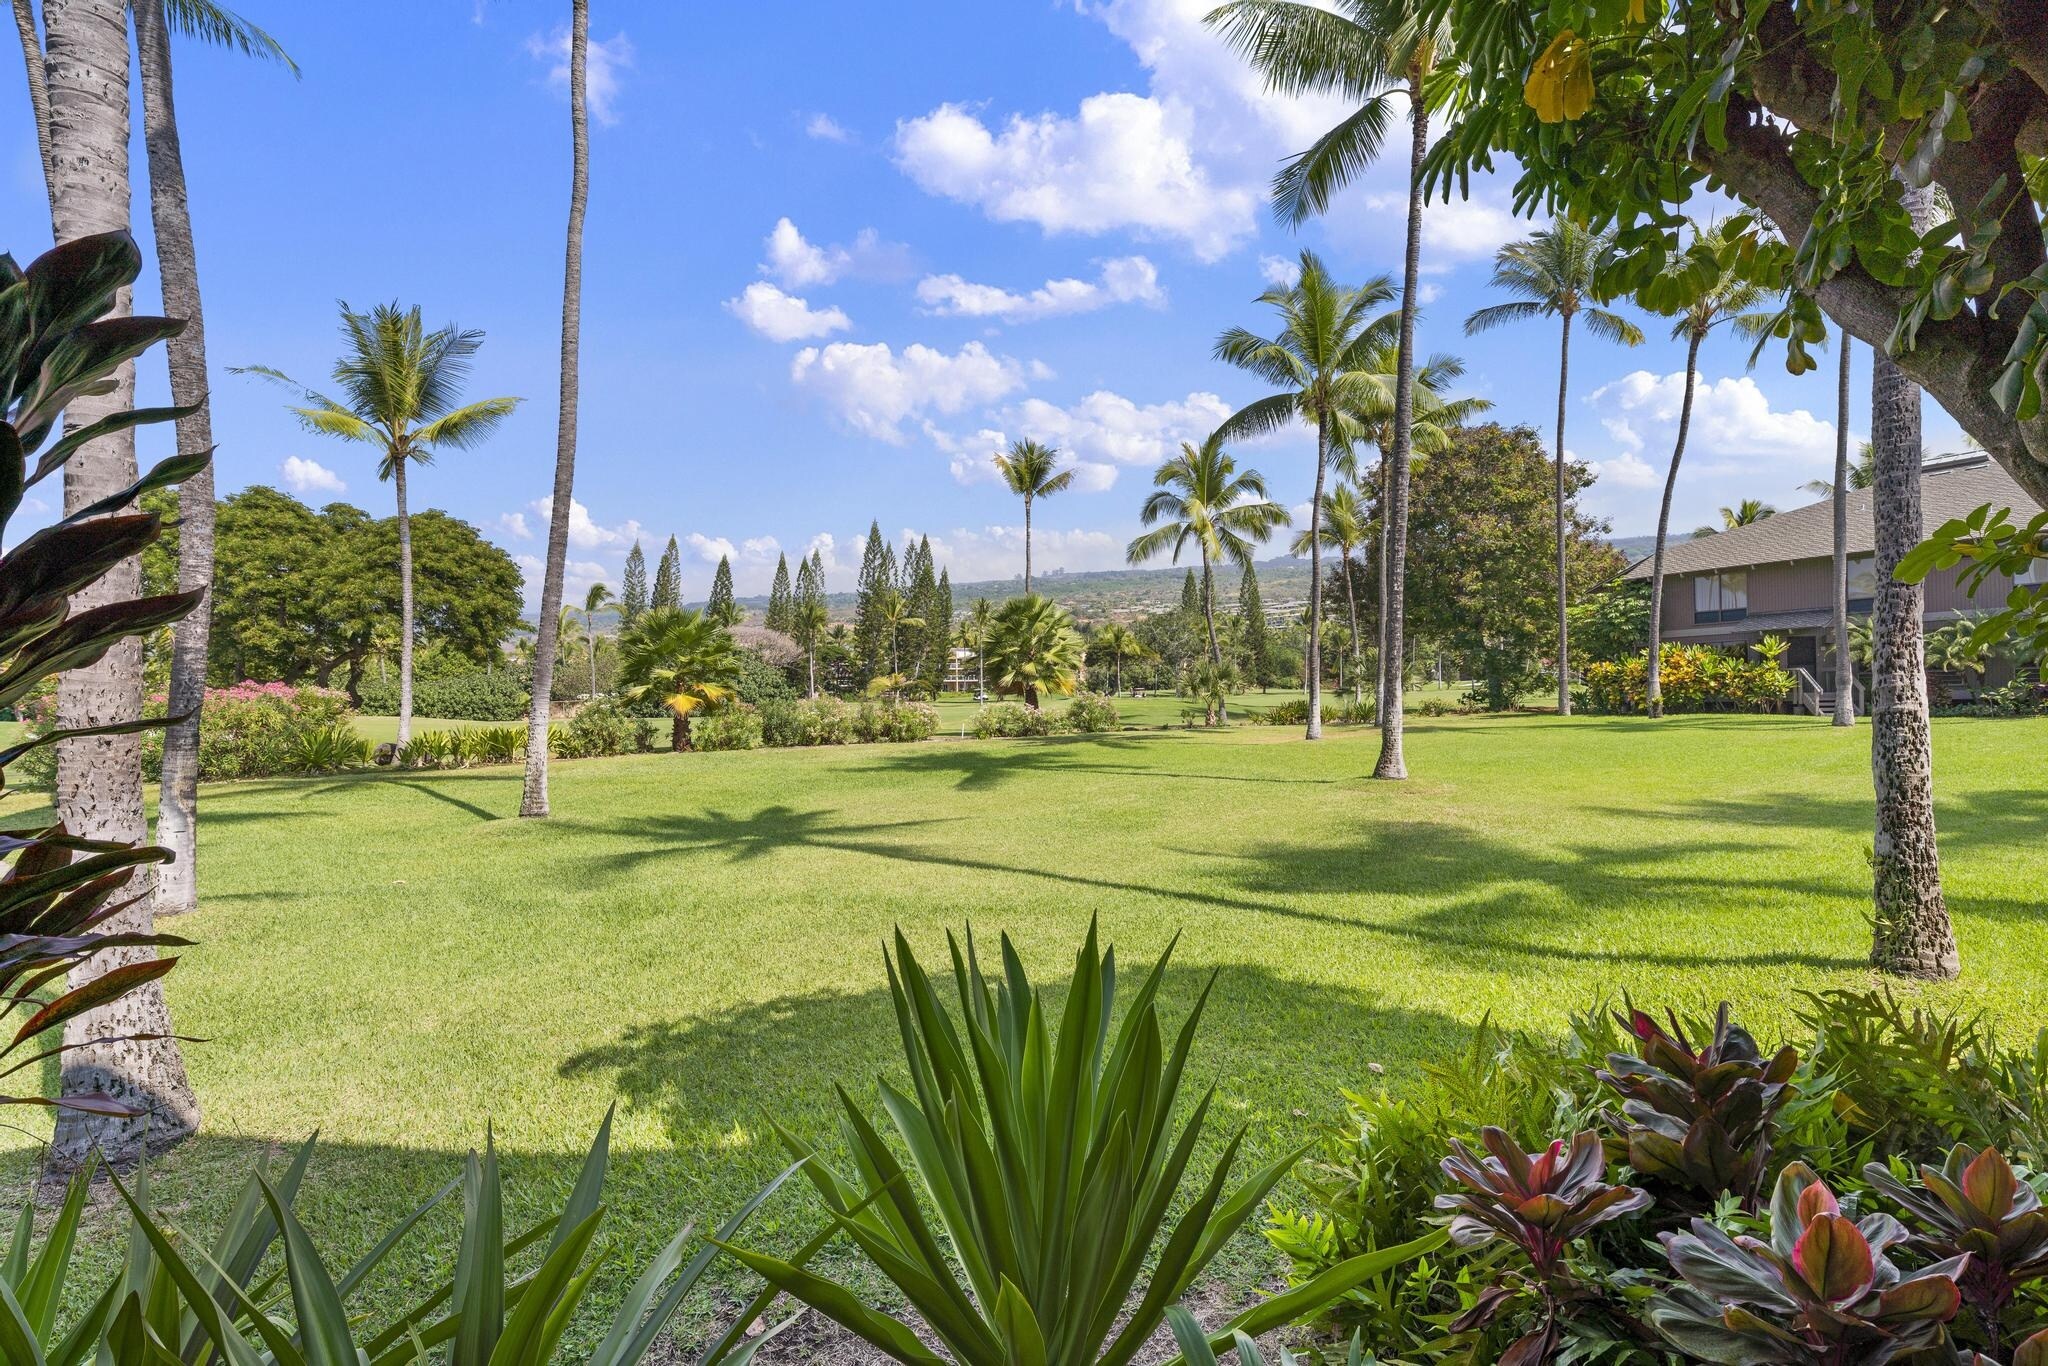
[2,709,2043,1347]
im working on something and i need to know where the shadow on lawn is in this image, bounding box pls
[845,731,1343,793]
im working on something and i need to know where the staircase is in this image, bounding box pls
[1792,667,1865,719]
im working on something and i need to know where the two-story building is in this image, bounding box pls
[1621,453,2043,706]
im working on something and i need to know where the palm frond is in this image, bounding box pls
[161,0,297,73]
[1272,92,1399,225]
[414,395,522,451]
[1462,299,1545,335]
[1581,307,1645,347]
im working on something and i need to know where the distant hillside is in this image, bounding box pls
[1606,531,1698,565]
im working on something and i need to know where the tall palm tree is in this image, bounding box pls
[1829,347,1858,726]
[985,594,1086,708]
[1692,498,1778,537]
[1091,622,1151,696]
[35,0,200,1171]
[1126,431,1290,722]
[875,587,926,680]
[1208,0,1450,776]
[129,1,293,916]
[1290,482,1370,705]
[574,582,612,698]
[617,607,740,752]
[244,305,521,747]
[792,596,829,698]
[1802,441,1876,497]
[1643,224,1771,719]
[1215,249,1396,739]
[1465,220,1643,715]
[992,439,1074,593]
[520,0,589,818]
[957,597,996,697]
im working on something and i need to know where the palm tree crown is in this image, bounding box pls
[984,595,1086,709]
[1127,434,1291,573]
[993,438,1075,593]
[1464,221,1644,346]
[617,607,740,751]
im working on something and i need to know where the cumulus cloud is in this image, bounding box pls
[1588,450,1660,491]
[530,496,642,549]
[894,96,1256,261]
[280,456,345,495]
[1587,370,1839,471]
[1002,389,1233,468]
[725,281,853,342]
[686,532,736,564]
[759,217,911,288]
[1363,191,1523,261]
[805,112,851,142]
[496,511,532,540]
[517,553,612,608]
[1258,254,1300,288]
[740,535,780,561]
[526,26,634,126]
[915,255,1165,322]
[790,340,1029,442]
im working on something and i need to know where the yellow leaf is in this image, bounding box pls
[1523,29,1593,123]
[1627,0,1645,22]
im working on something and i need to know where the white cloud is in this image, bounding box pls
[530,495,642,549]
[686,532,736,564]
[1002,389,1233,468]
[1587,370,1840,471]
[1588,450,1660,491]
[280,456,345,495]
[1363,191,1524,261]
[759,217,911,288]
[526,27,634,126]
[496,511,532,539]
[790,340,1029,442]
[910,524,1127,584]
[804,532,842,577]
[740,535,780,561]
[1416,282,1443,305]
[724,281,852,342]
[894,96,1256,261]
[806,112,852,142]
[915,255,1165,322]
[516,553,611,608]
[1258,254,1300,288]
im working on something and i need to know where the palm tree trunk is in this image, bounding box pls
[1553,309,1574,716]
[587,627,598,698]
[808,646,818,698]
[1375,70,1429,780]
[1023,495,1033,594]
[1647,331,1702,720]
[1375,443,1390,724]
[1340,548,1362,707]
[43,0,198,1171]
[1114,651,1122,696]
[1306,415,1328,740]
[12,0,54,200]
[1866,237,1957,979]
[1200,548,1227,724]
[520,0,588,819]
[1832,340,1856,726]
[394,454,416,747]
[671,712,687,751]
[137,0,214,917]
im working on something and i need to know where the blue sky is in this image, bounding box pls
[5,0,1971,603]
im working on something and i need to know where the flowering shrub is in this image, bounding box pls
[1584,644,1794,714]
[853,697,938,743]
[131,682,353,781]
[971,701,1055,738]
[1060,691,1121,733]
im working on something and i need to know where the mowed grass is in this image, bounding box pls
[3,711,2044,1344]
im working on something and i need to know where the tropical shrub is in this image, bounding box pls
[284,721,372,774]
[1253,698,1375,726]
[1061,691,1121,732]
[760,696,855,747]
[358,669,528,720]
[727,921,1442,1366]
[852,697,937,743]
[1584,644,1794,714]
[1865,1143,2048,1350]
[970,700,1055,738]
[695,703,766,751]
[731,647,796,705]
[563,697,657,758]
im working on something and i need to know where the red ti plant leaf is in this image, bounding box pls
[1796,1180,1842,1224]
[1959,1145,2018,1222]
[2014,1327,2048,1366]
[1873,1274,1962,1323]
[1794,1214,1876,1304]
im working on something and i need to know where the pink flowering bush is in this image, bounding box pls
[135,681,355,781]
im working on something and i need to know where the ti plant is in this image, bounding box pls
[725,920,1444,1366]
[1434,1127,1653,1364]
[0,231,210,1114]
[1864,1144,2048,1354]
[1595,1003,1799,1212]
[1648,1161,1969,1364]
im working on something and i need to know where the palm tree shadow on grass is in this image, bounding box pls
[845,732,1347,793]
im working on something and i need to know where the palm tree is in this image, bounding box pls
[243,305,521,747]
[1827,357,1860,726]
[1126,431,1290,722]
[521,0,591,818]
[1802,441,1876,497]
[984,594,1086,708]
[1290,483,1370,705]
[792,596,829,698]
[128,1,294,916]
[1091,622,1151,696]
[617,607,740,752]
[992,439,1074,593]
[1642,223,1771,718]
[1465,220,1644,715]
[1208,0,1451,776]
[957,597,996,697]
[1215,249,1397,739]
[573,582,612,698]
[1692,498,1778,538]
[34,0,201,1171]
[875,587,926,681]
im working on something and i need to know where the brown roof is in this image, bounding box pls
[1622,455,2042,579]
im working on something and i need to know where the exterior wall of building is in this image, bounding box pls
[1665,559,2012,629]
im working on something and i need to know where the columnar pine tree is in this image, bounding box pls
[853,520,889,683]
[1179,569,1201,620]
[1238,560,1268,686]
[905,536,940,681]
[620,540,648,623]
[765,553,793,632]
[707,554,738,625]
[651,535,682,610]
[927,567,954,693]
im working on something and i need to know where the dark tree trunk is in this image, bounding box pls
[1832,339,1856,726]
[1375,67,1428,779]
[1201,548,1226,724]
[1647,330,1703,719]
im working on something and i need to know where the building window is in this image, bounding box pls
[1693,570,1748,623]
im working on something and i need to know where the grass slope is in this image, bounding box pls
[4,713,2043,1345]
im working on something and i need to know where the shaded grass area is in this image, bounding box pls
[2,712,2043,1348]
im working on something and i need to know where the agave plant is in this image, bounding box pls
[1595,1003,1799,1211]
[0,231,210,1116]
[286,722,370,774]
[1864,1145,2048,1353]
[1648,1161,1968,1364]
[724,920,1443,1366]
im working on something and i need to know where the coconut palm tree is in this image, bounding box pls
[985,594,1086,708]
[243,306,521,747]
[1642,224,1772,719]
[1207,0,1450,776]
[1126,432,1290,722]
[520,0,591,818]
[572,582,612,698]
[1802,441,1876,497]
[957,597,996,697]
[875,587,926,682]
[1693,498,1778,537]
[1091,622,1151,696]
[1290,483,1371,706]
[617,607,740,751]
[1215,249,1397,739]
[792,597,829,698]
[993,439,1074,593]
[1466,221,1644,715]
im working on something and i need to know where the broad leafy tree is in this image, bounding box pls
[993,439,1075,593]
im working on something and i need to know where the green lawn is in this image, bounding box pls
[4,711,2044,1346]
